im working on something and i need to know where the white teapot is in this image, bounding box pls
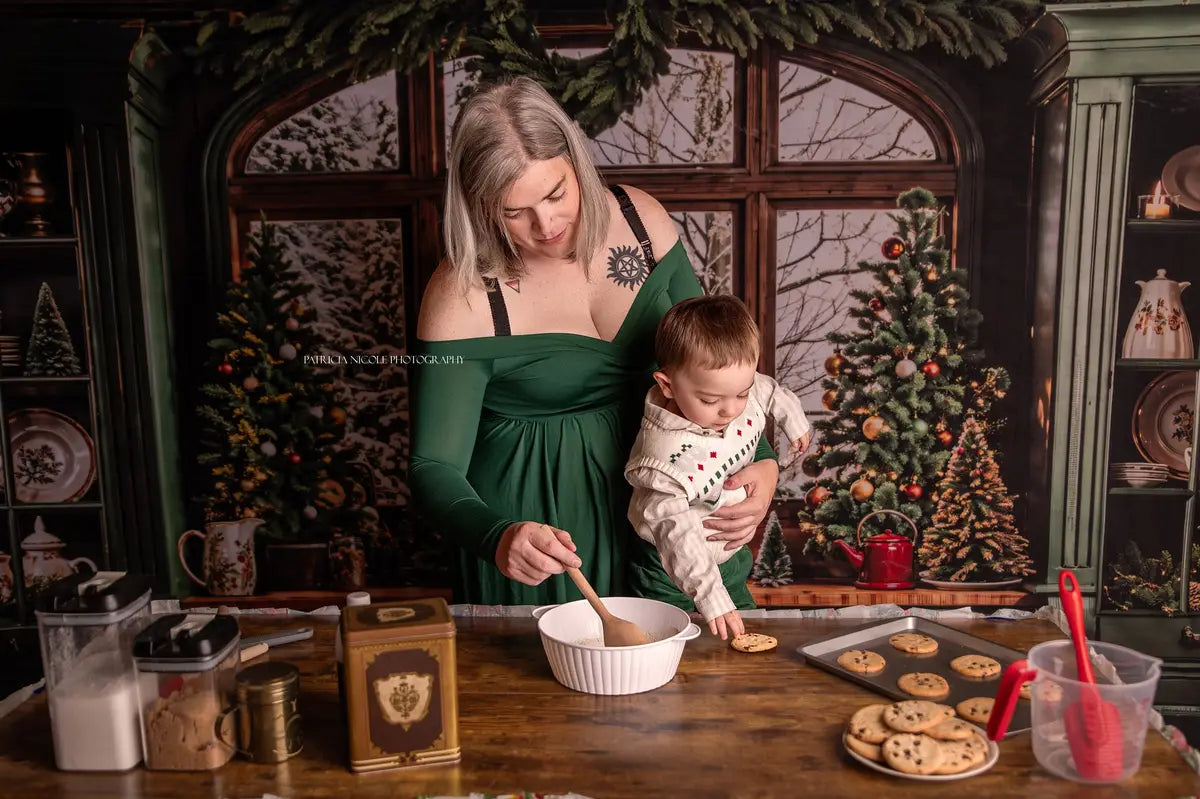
[21,516,96,588]
[1122,269,1193,359]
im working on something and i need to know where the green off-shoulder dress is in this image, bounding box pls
[410,240,772,606]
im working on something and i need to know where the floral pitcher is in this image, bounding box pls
[21,516,97,589]
[177,518,262,596]
[1122,269,1194,359]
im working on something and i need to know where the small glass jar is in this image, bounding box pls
[36,572,152,772]
[132,614,240,770]
[329,535,367,591]
[235,661,303,763]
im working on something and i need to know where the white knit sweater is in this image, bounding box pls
[624,373,811,621]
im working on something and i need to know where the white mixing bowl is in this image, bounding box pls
[532,596,701,695]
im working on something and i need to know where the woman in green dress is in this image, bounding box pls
[410,77,779,606]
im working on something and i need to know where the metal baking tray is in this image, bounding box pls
[798,616,1031,736]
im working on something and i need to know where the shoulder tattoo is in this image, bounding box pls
[606,245,648,290]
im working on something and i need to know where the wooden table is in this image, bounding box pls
[1,615,1197,798]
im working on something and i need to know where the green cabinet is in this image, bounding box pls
[0,23,187,628]
[1025,2,1200,677]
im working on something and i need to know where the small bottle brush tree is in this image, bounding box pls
[801,187,1009,555]
[917,413,1034,582]
[24,282,82,376]
[752,510,793,587]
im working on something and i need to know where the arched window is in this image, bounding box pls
[212,35,974,580]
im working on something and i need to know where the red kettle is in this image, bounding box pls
[833,509,918,590]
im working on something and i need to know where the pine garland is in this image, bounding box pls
[191,0,1040,136]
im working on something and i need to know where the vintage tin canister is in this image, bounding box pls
[341,598,459,772]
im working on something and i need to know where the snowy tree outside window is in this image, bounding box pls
[249,219,409,507]
[774,209,897,498]
[777,61,935,162]
[671,210,733,295]
[246,72,401,173]
[443,51,735,166]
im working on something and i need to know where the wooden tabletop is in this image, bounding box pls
[1,615,1197,799]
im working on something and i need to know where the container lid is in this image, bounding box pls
[346,591,371,607]
[21,516,62,551]
[236,661,300,703]
[342,597,454,647]
[35,571,152,625]
[132,614,241,671]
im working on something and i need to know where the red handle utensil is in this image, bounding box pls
[988,658,1037,741]
[1059,570,1123,781]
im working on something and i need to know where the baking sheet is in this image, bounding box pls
[798,616,1031,736]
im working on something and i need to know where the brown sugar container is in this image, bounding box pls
[341,598,460,772]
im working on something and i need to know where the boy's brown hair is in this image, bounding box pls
[655,294,760,372]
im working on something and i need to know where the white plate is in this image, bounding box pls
[842,733,999,781]
[7,408,96,503]
[1132,371,1195,479]
[1162,145,1200,211]
[920,575,1024,590]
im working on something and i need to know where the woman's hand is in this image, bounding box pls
[496,522,581,585]
[704,459,780,550]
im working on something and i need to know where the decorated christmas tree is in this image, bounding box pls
[752,510,792,587]
[24,282,82,376]
[194,222,371,543]
[916,413,1033,582]
[802,188,1010,555]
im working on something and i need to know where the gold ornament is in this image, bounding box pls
[863,415,888,440]
[850,479,875,501]
[823,350,845,377]
[240,478,255,491]
[330,407,348,424]
[887,471,899,481]
[800,454,824,478]
[316,479,347,509]
[821,389,840,411]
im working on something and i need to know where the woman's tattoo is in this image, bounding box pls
[607,245,648,290]
[504,279,520,293]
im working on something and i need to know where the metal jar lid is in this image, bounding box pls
[236,661,300,704]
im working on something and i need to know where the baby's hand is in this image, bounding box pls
[795,432,812,453]
[779,433,812,471]
[708,610,745,640]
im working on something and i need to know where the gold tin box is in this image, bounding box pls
[342,598,460,773]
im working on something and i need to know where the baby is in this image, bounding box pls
[625,295,812,639]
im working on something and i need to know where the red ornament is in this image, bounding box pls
[937,430,954,446]
[881,237,905,260]
[218,362,233,375]
[288,452,302,465]
[956,447,965,455]
[869,297,885,313]
[903,483,924,500]
[806,486,831,507]
[921,361,941,378]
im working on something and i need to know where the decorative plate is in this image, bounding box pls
[920,575,1024,590]
[842,733,999,781]
[7,408,96,503]
[1132,371,1195,479]
[1162,145,1200,212]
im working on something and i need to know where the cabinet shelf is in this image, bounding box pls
[0,236,77,248]
[1114,358,1200,371]
[1108,487,1194,497]
[0,376,91,385]
[1125,219,1200,234]
[1,502,103,511]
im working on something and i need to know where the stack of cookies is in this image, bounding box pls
[844,700,993,777]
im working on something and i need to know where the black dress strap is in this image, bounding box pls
[482,276,511,336]
[610,185,656,272]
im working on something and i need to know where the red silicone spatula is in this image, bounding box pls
[1059,570,1123,781]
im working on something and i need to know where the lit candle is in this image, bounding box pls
[1144,181,1171,219]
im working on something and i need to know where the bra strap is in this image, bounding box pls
[610,185,656,272]
[482,277,512,336]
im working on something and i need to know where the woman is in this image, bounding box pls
[410,77,779,605]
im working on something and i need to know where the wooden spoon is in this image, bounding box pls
[565,567,652,647]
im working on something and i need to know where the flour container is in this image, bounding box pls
[35,571,152,771]
[132,614,240,770]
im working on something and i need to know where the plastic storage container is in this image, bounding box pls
[342,598,459,772]
[132,614,241,770]
[36,571,152,771]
